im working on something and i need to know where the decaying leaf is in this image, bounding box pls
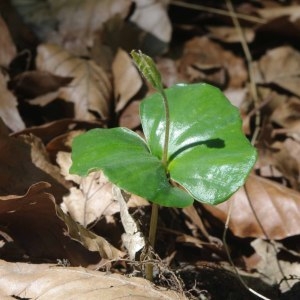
[0,15,17,67]
[130,0,172,43]
[36,43,112,120]
[203,174,300,239]
[56,204,124,261]
[112,48,142,112]
[0,259,186,300]
[179,37,247,88]
[0,72,25,132]
[119,100,141,129]
[254,46,300,97]
[207,26,254,43]
[10,71,72,99]
[11,0,132,55]
[0,182,100,266]
[0,127,68,198]
[113,187,145,260]
[251,239,300,293]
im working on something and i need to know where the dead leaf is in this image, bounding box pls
[11,0,132,56]
[50,0,132,55]
[270,139,300,191]
[56,204,124,261]
[270,96,300,132]
[112,48,142,112]
[0,72,25,132]
[57,152,120,226]
[119,100,141,129]
[0,182,100,266]
[207,26,254,43]
[179,37,247,88]
[10,71,72,98]
[0,128,68,198]
[113,187,145,260]
[203,174,300,239]
[257,5,300,21]
[0,16,17,67]
[254,46,300,97]
[130,0,172,43]
[36,43,112,120]
[0,259,186,300]
[251,239,300,293]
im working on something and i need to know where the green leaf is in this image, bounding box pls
[130,50,163,93]
[70,127,193,207]
[140,83,257,205]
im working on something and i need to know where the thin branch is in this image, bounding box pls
[170,0,266,24]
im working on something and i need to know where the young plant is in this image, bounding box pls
[70,50,257,280]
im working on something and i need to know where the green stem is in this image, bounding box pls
[145,90,170,282]
[145,203,159,281]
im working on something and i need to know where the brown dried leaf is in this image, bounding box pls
[251,239,300,293]
[207,26,254,43]
[56,204,124,260]
[112,48,142,112]
[10,71,72,98]
[0,182,100,266]
[0,73,25,132]
[0,128,68,198]
[203,175,300,239]
[51,0,132,55]
[0,259,185,300]
[270,139,300,191]
[36,43,112,120]
[255,46,300,97]
[130,0,172,43]
[179,37,247,88]
[119,100,141,129]
[0,16,17,67]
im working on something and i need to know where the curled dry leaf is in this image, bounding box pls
[119,100,141,129]
[130,0,172,43]
[10,71,72,99]
[0,260,186,300]
[0,72,25,132]
[50,0,132,55]
[251,239,300,293]
[11,0,132,56]
[203,174,300,239]
[0,182,100,266]
[0,127,67,198]
[36,43,112,120]
[56,204,124,261]
[179,37,247,88]
[112,48,142,112]
[254,46,300,97]
[270,139,300,191]
[113,187,145,260]
[206,26,255,43]
[0,16,17,67]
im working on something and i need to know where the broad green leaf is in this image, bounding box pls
[70,127,193,207]
[130,50,163,93]
[140,83,257,205]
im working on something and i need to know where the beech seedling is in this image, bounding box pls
[70,50,257,280]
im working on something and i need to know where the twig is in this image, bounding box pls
[170,0,266,24]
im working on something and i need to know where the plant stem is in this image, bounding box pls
[145,202,159,281]
[145,91,170,281]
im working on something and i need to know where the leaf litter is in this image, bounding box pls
[0,0,300,299]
